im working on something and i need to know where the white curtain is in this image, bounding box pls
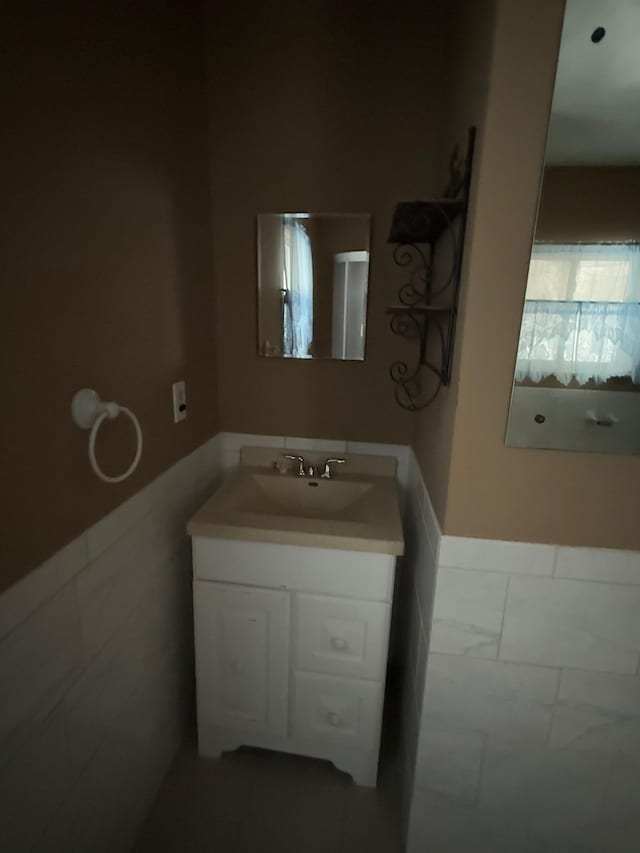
[516,243,640,385]
[282,219,314,358]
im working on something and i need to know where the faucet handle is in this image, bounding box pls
[321,457,346,479]
[283,454,306,476]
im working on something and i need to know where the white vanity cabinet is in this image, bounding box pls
[192,536,397,787]
[193,583,290,737]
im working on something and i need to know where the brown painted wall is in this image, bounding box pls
[0,1,218,593]
[204,0,446,443]
[441,0,640,550]
[536,166,640,242]
[413,0,498,523]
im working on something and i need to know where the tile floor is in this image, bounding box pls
[132,741,403,853]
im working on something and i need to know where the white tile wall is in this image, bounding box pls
[395,449,441,848]
[414,728,484,803]
[0,433,223,853]
[501,576,640,673]
[284,436,347,453]
[479,742,610,847]
[555,546,640,585]
[15,429,640,852]
[0,430,412,853]
[0,535,88,642]
[0,583,84,745]
[404,448,640,853]
[438,535,556,576]
[430,568,508,658]
[423,654,558,743]
[551,669,640,753]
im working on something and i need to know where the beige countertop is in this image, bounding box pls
[187,448,405,557]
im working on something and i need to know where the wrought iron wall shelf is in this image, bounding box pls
[386,127,476,411]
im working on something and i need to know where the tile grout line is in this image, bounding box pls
[544,665,563,746]
[495,574,511,662]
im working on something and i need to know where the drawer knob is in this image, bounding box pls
[327,711,342,727]
[331,636,347,650]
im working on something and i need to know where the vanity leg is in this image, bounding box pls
[198,726,246,761]
[334,749,380,788]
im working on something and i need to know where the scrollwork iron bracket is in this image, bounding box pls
[386,127,476,411]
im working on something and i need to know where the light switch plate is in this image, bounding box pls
[172,380,187,423]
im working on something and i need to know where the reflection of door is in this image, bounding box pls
[332,251,369,359]
[194,581,290,735]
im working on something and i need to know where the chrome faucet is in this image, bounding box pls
[281,454,346,478]
[320,458,346,479]
[283,454,307,476]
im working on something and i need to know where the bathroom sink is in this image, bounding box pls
[187,449,404,556]
[237,473,374,519]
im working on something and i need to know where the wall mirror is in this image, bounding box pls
[506,0,640,454]
[257,213,371,360]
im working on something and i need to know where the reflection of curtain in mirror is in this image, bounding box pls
[281,219,313,357]
[516,243,640,385]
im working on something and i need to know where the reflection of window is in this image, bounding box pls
[281,219,313,358]
[516,243,640,385]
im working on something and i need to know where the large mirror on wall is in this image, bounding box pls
[257,213,371,360]
[506,0,640,454]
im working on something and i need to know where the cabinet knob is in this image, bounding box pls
[327,711,342,727]
[331,636,347,651]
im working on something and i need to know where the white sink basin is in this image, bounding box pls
[237,474,374,519]
[187,450,404,556]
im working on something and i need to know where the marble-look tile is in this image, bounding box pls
[190,435,224,500]
[407,450,425,515]
[422,653,558,743]
[75,515,160,660]
[221,448,240,472]
[500,576,640,674]
[555,546,640,585]
[284,436,347,453]
[550,669,640,753]
[598,752,640,853]
[430,568,508,659]
[406,586,423,681]
[221,432,285,450]
[414,628,428,718]
[401,674,420,785]
[396,452,410,489]
[345,440,409,462]
[0,705,74,853]
[36,721,176,853]
[86,488,151,563]
[412,514,438,635]
[407,792,527,853]
[0,583,84,745]
[64,560,186,776]
[414,728,484,803]
[438,536,555,576]
[0,534,88,641]
[421,484,441,562]
[479,742,610,849]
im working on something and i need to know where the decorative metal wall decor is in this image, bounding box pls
[386,127,476,410]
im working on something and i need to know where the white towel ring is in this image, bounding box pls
[71,388,143,484]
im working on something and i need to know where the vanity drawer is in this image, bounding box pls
[193,537,395,602]
[294,594,389,680]
[292,672,383,749]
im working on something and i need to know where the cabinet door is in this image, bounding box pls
[194,581,290,736]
